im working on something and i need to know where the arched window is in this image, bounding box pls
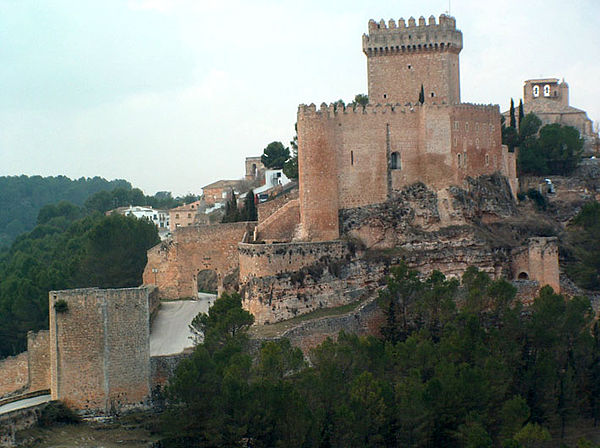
[533,85,539,97]
[457,153,462,167]
[543,84,550,96]
[518,272,529,280]
[391,152,401,169]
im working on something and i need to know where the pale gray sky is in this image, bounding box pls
[1,0,599,196]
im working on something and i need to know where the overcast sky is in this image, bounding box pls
[1,0,599,196]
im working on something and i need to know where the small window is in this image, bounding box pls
[175,213,179,219]
[351,150,354,165]
[463,152,467,168]
[543,84,550,97]
[383,94,387,99]
[391,152,401,170]
[476,138,480,148]
[454,136,458,147]
[430,92,435,97]
[485,154,489,166]
[454,121,459,130]
[187,213,191,218]
[533,85,540,97]
[457,153,462,167]
[465,122,469,132]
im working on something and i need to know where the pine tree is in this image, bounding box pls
[510,98,516,129]
[518,99,524,129]
[419,84,425,104]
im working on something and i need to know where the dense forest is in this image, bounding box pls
[0,175,130,248]
[160,268,600,448]
[0,204,159,357]
[0,175,197,249]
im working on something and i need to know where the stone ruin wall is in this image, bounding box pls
[49,286,154,413]
[0,331,50,400]
[143,222,252,299]
[0,352,28,399]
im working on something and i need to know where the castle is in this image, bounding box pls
[1,15,563,420]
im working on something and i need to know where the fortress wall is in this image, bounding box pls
[49,287,152,413]
[450,105,504,178]
[298,104,508,223]
[0,352,28,399]
[26,330,50,393]
[257,189,298,223]
[298,105,340,241]
[256,198,300,242]
[143,222,251,299]
[238,240,348,283]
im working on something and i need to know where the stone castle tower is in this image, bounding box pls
[296,14,516,242]
[363,15,462,105]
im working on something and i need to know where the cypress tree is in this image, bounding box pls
[518,99,524,129]
[241,190,257,221]
[510,98,516,128]
[419,84,425,104]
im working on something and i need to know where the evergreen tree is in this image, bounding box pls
[241,190,257,221]
[510,98,516,128]
[518,99,524,129]
[221,191,241,223]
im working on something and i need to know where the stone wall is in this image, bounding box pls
[26,331,49,393]
[49,287,154,413]
[150,352,191,390]
[143,222,252,299]
[257,188,298,223]
[512,237,560,293]
[256,199,300,242]
[274,296,384,355]
[0,353,28,399]
[296,103,513,241]
[238,240,349,283]
[0,331,50,401]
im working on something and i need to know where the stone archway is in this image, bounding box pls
[197,269,218,295]
[518,271,529,280]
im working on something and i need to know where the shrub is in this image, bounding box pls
[38,401,81,426]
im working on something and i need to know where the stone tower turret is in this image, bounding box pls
[362,14,462,105]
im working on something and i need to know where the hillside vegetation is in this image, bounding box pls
[160,268,600,448]
[0,207,159,358]
[0,175,132,249]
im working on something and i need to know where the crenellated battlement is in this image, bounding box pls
[297,101,498,119]
[363,14,462,56]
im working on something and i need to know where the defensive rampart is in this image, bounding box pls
[297,102,512,241]
[0,331,50,401]
[143,222,253,299]
[49,286,155,413]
